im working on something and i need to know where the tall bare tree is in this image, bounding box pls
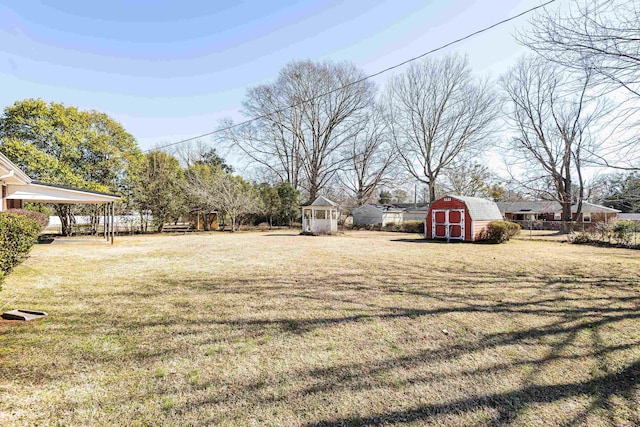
[338,105,398,205]
[385,54,497,203]
[500,56,605,233]
[522,0,640,169]
[221,60,375,200]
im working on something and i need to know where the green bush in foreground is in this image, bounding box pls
[0,212,42,288]
[481,220,521,243]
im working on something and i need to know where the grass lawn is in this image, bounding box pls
[0,230,639,426]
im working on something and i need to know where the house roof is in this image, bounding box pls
[0,151,31,185]
[352,203,428,214]
[619,213,640,221]
[496,201,621,214]
[496,201,561,214]
[579,202,621,213]
[448,195,503,221]
[392,203,430,211]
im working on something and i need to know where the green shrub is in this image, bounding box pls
[0,212,42,288]
[400,220,424,234]
[480,220,521,243]
[7,208,49,229]
[613,220,636,245]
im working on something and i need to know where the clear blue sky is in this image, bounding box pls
[0,0,553,152]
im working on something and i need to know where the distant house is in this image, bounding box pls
[497,201,620,227]
[351,203,429,226]
[301,196,339,234]
[426,195,502,242]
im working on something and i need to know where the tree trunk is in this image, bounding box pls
[428,182,436,204]
[55,204,72,236]
[89,206,99,235]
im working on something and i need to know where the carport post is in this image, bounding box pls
[106,203,110,241]
[103,203,107,240]
[110,202,115,244]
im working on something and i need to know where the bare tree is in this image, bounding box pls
[215,174,260,232]
[183,166,259,232]
[385,54,497,203]
[182,164,220,230]
[500,56,605,233]
[338,105,398,205]
[522,0,640,169]
[523,0,640,98]
[441,162,493,197]
[221,60,375,200]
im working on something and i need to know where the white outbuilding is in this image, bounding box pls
[301,196,339,234]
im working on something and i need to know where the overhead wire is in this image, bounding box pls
[147,0,558,152]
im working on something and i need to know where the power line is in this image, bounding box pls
[148,0,558,152]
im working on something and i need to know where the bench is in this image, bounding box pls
[161,224,194,233]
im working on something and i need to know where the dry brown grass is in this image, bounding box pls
[0,230,639,426]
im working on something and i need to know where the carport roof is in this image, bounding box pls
[6,181,120,204]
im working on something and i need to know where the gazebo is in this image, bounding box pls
[301,196,338,235]
[1,152,120,243]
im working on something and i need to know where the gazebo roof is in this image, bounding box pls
[302,196,338,207]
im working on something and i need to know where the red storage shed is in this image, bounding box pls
[425,195,503,242]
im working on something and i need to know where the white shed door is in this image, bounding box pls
[432,209,465,240]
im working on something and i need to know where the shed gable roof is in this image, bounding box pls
[450,195,502,221]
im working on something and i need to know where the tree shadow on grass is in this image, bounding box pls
[145,270,640,426]
[7,264,637,425]
[303,360,640,426]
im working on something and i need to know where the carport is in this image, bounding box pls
[1,152,120,243]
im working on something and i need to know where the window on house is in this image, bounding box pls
[554,213,561,220]
[583,214,591,223]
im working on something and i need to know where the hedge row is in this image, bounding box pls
[382,220,424,234]
[0,212,43,287]
[572,220,639,247]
